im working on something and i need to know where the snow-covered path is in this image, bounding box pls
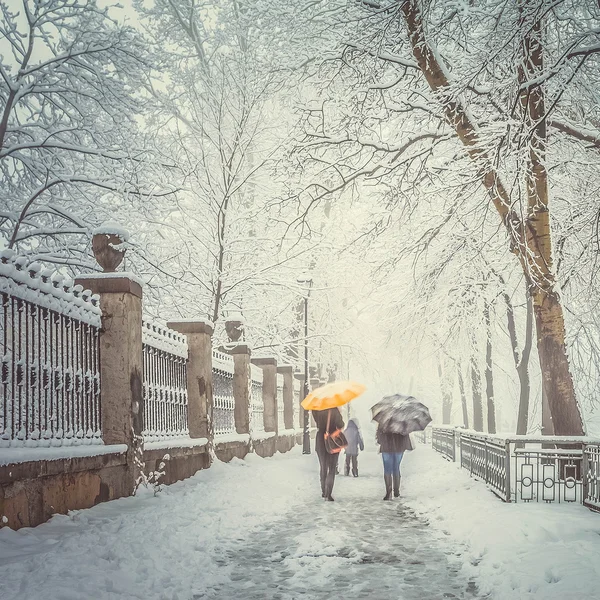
[2,444,600,599]
[0,447,476,600]
[205,452,477,600]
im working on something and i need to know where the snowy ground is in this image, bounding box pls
[1,445,599,600]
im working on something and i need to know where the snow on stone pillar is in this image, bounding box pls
[229,344,251,435]
[75,272,143,490]
[294,370,306,430]
[252,357,278,434]
[168,320,213,440]
[278,365,294,431]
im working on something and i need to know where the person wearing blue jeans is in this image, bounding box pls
[376,428,413,500]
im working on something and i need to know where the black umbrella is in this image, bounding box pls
[371,394,432,435]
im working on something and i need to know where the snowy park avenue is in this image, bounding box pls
[3,443,600,600]
[3,1,600,599]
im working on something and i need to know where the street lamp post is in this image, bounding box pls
[298,277,313,454]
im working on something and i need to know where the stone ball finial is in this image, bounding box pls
[91,221,129,272]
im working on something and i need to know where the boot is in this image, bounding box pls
[344,461,350,476]
[383,474,393,501]
[393,474,401,498]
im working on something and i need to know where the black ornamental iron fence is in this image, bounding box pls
[430,426,600,509]
[0,251,102,448]
[141,320,188,442]
[212,349,235,436]
[250,363,264,433]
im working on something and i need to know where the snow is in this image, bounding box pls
[0,444,127,467]
[142,318,188,358]
[251,430,276,440]
[143,438,208,451]
[213,432,250,444]
[0,447,599,598]
[278,429,297,437]
[404,447,600,600]
[91,222,130,241]
[80,271,145,287]
[0,251,101,326]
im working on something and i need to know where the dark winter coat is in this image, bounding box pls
[313,408,344,452]
[344,419,364,456]
[376,429,413,453]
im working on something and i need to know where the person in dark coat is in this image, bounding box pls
[313,408,344,501]
[376,426,413,500]
[343,418,364,477]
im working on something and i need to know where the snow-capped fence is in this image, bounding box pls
[250,363,265,432]
[276,373,285,431]
[212,349,236,436]
[0,250,102,448]
[1,256,307,530]
[430,426,600,509]
[141,319,189,442]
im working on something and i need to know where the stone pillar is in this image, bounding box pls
[75,273,142,490]
[168,320,213,440]
[252,357,278,433]
[229,344,251,434]
[278,365,294,431]
[294,371,306,430]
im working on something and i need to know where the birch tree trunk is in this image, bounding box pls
[457,365,470,429]
[400,0,584,435]
[484,301,496,433]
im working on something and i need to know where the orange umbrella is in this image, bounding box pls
[301,380,366,411]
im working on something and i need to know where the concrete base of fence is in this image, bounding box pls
[254,436,278,458]
[276,433,297,454]
[143,442,210,486]
[0,449,131,530]
[214,440,251,463]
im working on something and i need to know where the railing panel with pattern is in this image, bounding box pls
[250,363,264,432]
[0,251,102,447]
[142,320,188,442]
[584,445,600,511]
[212,350,235,436]
[276,373,284,431]
[430,427,600,506]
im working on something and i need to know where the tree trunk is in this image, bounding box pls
[457,365,469,429]
[515,291,533,435]
[400,0,584,435]
[484,301,496,433]
[469,341,483,432]
[437,356,453,425]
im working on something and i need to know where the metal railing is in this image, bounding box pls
[0,251,102,447]
[250,363,264,432]
[212,350,235,436]
[430,426,600,507]
[276,373,284,431]
[413,427,431,445]
[141,320,188,442]
[584,445,600,512]
[432,427,455,460]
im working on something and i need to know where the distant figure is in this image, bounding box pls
[343,418,364,477]
[376,427,413,500]
[313,408,345,501]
